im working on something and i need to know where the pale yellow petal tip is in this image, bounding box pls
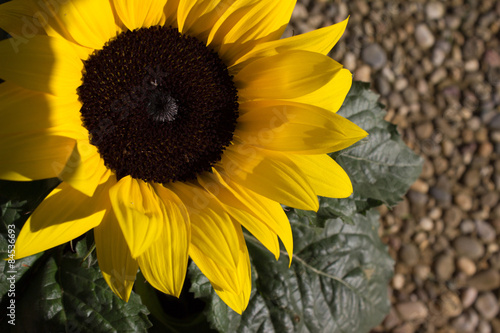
[347,122,369,142]
[102,271,135,302]
[310,197,320,212]
[215,287,249,315]
[279,234,293,268]
[141,272,185,299]
[149,283,182,299]
[13,251,31,261]
[340,16,349,29]
[13,238,53,260]
[335,173,354,199]
[171,289,182,299]
[12,245,32,260]
[328,16,349,48]
[151,278,184,298]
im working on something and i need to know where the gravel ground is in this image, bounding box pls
[289,1,500,332]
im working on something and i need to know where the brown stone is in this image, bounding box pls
[468,270,500,291]
[440,291,463,317]
[396,301,429,321]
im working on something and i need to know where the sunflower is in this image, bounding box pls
[0,0,366,313]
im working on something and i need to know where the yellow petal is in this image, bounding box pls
[0,131,76,181]
[287,67,353,113]
[170,181,241,291]
[0,0,94,60]
[138,185,190,297]
[39,0,117,50]
[212,235,251,314]
[163,0,180,26]
[215,170,293,263]
[0,82,82,135]
[95,202,138,302]
[0,35,83,96]
[177,0,229,41]
[198,169,290,261]
[109,176,164,258]
[235,100,367,154]
[206,0,295,64]
[288,154,353,198]
[58,140,108,197]
[14,180,110,259]
[190,220,250,301]
[234,17,348,66]
[112,0,167,30]
[235,50,342,102]
[0,0,39,37]
[218,145,318,211]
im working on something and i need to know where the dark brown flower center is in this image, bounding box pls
[78,26,238,183]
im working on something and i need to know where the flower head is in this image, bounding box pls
[0,0,366,313]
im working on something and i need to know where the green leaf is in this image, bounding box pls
[0,239,151,332]
[333,81,422,212]
[0,180,56,302]
[189,209,393,333]
[0,179,60,303]
[0,188,152,332]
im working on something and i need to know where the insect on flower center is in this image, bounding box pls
[77,26,239,183]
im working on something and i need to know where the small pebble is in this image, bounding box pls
[419,217,434,231]
[465,59,480,72]
[415,24,435,49]
[393,323,415,333]
[392,273,405,290]
[460,220,476,234]
[444,206,463,227]
[453,236,484,260]
[461,288,478,308]
[292,3,308,20]
[383,308,401,330]
[415,121,434,140]
[440,291,463,317]
[425,2,445,20]
[477,320,492,333]
[400,244,420,267]
[475,220,496,242]
[410,179,429,193]
[414,265,430,280]
[343,52,357,71]
[361,43,388,70]
[434,252,455,280]
[454,193,474,211]
[457,257,477,276]
[468,270,500,291]
[394,77,408,91]
[452,309,480,332]
[396,301,429,321]
[354,65,371,82]
[478,142,494,157]
[488,114,500,131]
[428,207,442,220]
[475,292,499,320]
